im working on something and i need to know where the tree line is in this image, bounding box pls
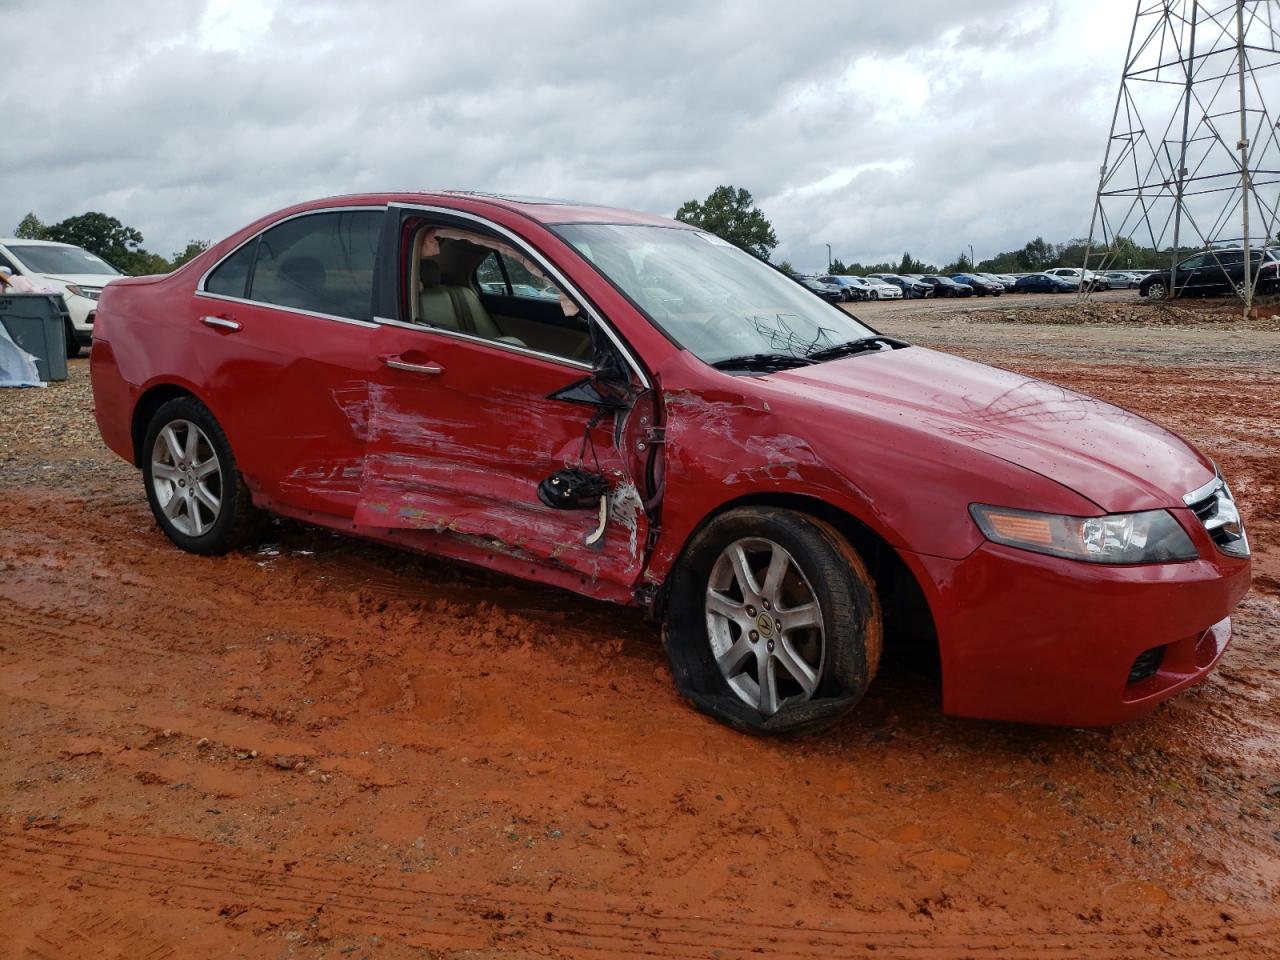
[12,211,208,276]
[673,185,1218,277]
[15,190,1211,281]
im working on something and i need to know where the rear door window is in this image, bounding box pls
[245,210,383,321]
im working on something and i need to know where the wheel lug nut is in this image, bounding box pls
[746,605,756,617]
[775,619,783,631]
[762,600,771,610]
[749,630,759,642]
[767,639,775,652]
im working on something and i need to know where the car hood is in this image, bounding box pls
[769,346,1214,512]
[41,273,119,287]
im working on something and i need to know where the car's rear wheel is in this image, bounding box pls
[142,397,258,555]
[663,507,882,735]
[1145,281,1167,301]
[871,290,879,300]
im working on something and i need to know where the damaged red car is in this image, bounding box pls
[90,193,1252,732]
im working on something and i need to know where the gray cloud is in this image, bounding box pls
[0,0,1124,270]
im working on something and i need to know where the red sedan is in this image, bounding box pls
[89,193,1251,732]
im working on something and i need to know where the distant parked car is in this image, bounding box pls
[821,275,902,301]
[1139,247,1280,300]
[868,273,932,298]
[1103,271,1142,289]
[798,276,845,303]
[952,273,1003,296]
[919,275,973,298]
[1047,267,1110,292]
[819,276,870,302]
[0,237,122,357]
[1014,272,1078,293]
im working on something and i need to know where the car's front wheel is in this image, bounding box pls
[1144,281,1167,301]
[663,507,882,735]
[142,397,258,555]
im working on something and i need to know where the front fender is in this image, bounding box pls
[642,384,910,587]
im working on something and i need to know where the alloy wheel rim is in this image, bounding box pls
[1148,282,1166,300]
[705,537,825,716]
[151,420,223,537]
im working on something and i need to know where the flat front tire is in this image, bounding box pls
[141,397,258,555]
[663,507,882,735]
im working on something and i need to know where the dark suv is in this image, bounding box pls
[1140,247,1280,300]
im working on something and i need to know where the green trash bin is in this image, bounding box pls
[0,293,69,382]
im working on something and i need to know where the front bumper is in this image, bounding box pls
[901,525,1251,726]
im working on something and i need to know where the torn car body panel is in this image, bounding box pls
[356,324,649,591]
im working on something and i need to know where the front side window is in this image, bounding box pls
[1178,254,1205,271]
[556,224,874,364]
[407,225,590,361]
[245,210,382,320]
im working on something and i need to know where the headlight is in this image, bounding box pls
[64,283,83,297]
[970,504,1198,564]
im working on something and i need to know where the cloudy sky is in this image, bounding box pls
[1,0,1128,271]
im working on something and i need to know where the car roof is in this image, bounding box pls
[272,192,687,228]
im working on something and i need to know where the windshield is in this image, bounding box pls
[6,244,120,277]
[555,223,876,363]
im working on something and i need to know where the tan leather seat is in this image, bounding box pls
[419,259,526,348]
[418,260,460,330]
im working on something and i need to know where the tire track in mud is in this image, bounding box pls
[4,830,1275,959]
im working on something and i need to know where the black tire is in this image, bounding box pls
[141,396,260,555]
[662,507,882,736]
[64,320,80,359]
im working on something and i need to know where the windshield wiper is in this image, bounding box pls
[805,335,907,363]
[709,352,815,373]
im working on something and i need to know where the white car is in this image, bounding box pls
[1046,266,1109,291]
[822,275,903,300]
[861,276,903,299]
[0,238,122,356]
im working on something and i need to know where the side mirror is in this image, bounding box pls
[547,323,637,410]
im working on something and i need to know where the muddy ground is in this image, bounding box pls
[2,295,1278,958]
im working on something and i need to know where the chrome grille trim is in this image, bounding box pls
[1183,474,1222,507]
[1183,472,1249,558]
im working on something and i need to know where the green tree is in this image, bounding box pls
[44,212,145,272]
[828,258,850,275]
[14,212,47,239]
[774,259,795,275]
[170,240,210,269]
[896,251,936,274]
[1017,236,1056,271]
[675,186,778,259]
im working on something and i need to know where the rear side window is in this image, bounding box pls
[205,239,257,298]
[245,210,383,320]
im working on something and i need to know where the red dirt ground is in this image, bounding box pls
[2,306,1278,958]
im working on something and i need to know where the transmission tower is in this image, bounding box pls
[1082,0,1280,312]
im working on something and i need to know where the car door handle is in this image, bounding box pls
[201,315,242,332]
[384,356,444,376]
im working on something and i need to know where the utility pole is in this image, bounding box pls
[1237,0,1253,317]
[968,243,974,268]
[1081,0,1280,309]
[825,243,832,273]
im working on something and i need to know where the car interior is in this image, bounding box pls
[408,226,593,362]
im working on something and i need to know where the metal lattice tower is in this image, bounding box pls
[1082,0,1280,310]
